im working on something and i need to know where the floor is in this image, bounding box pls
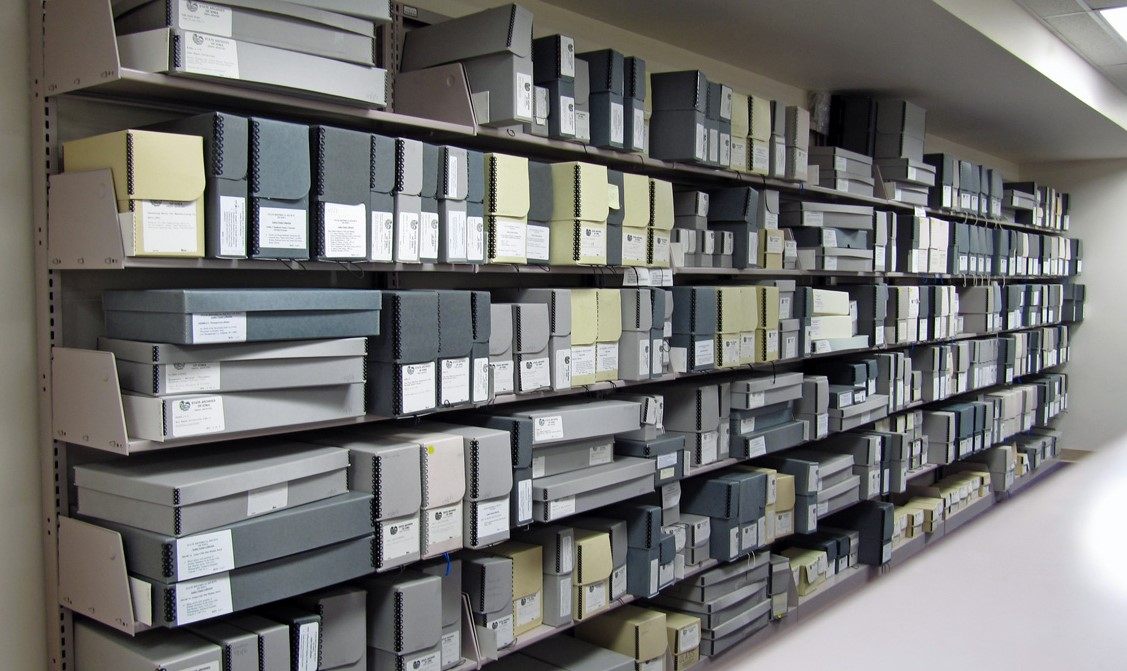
[706,443,1127,669]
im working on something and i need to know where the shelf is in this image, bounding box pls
[924,208,1069,237]
[1002,457,1067,499]
[941,492,996,537]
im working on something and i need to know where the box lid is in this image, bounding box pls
[102,288,381,313]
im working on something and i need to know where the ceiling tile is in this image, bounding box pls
[1086,1,1127,10]
[1047,13,1127,65]
[1016,0,1086,18]
[1100,63,1127,92]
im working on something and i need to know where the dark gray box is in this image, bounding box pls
[247,117,311,260]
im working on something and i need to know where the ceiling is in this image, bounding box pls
[539,0,1127,163]
[1016,1,1127,92]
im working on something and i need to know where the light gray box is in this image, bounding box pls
[115,354,365,396]
[472,607,516,650]
[570,516,629,566]
[489,303,515,394]
[372,512,422,571]
[304,431,421,520]
[779,202,874,230]
[531,457,654,501]
[401,3,532,72]
[618,331,652,381]
[621,288,654,331]
[285,0,391,21]
[438,199,470,263]
[493,400,642,448]
[513,303,552,393]
[83,491,374,584]
[142,535,373,627]
[102,288,381,344]
[440,621,462,671]
[294,586,367,671]
[368,361,437,417]
[99,336,368,367]
[533,473,654,522]
[514,288,572,337]
[421,557,464,627]
[75,620,221,671]
[522,633,635,671]
[464,53,535,126]
[74,442,349,536]
[371,644,442,671]
[541,572,575,627]
[664,383,722,433]
[362,571,442,653]
[419,422,512,501]
[186,621,258,671]
[226,614,289,671]
[533,436,614,479]
[462,553,514,614]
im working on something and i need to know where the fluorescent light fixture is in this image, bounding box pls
[1102,7,1127,42]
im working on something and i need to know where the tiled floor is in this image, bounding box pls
[705,444,1127,670]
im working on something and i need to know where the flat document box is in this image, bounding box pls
[116,354,365,395]
[119,27,387,106]
[75,442,349,536]
[401,3,532,71]
[76,619,221,670]
[362,572,442,654]
[120,383,366,441]
[532,437,615,479]
[139,535,374,627]
[98,335,368,366]
[522,635,635,671]
[63,128,206,257]
[102,288,381,344]
[115,0,379,66]
[303,430,421,520]
[494,399,641,447]
[533,472,654,522]
[142,112,248,258]
[532,458,654,501]
[82,491,374,584]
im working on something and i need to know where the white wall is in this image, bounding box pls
[1021,159,1127,452]
[0,1,46,669]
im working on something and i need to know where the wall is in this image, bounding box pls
[1021,159,1126,452]
[0,1,46,669]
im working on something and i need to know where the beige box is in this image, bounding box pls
[575,604,668,661]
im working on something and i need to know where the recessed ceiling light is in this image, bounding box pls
[1101,7,1127,42]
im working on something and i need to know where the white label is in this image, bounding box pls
[492,218,526,259]
[580,224,605,260]
[400,362,436,414]
[610,102,625,145]
[589,443,613,467]
[526,225,550,261]
[875,245,887,269]
[516,591,542,626]
[742,522,758,551]
[652,338,663,374]
[662,482,681,509]
[823,255,838,271]
[467,216,485,262]
[657,452,678,470]
[405,649,441,671]
[882,543,893,563]
[140,200,199,254]
[517,72,534,120]
[817,501,829,516]
[784,335,798,359]
[693,339,715,367]
[520,357,551,391]
[370,211,394,262]
[695,123,707,161]
[256,207,307,251]
[817,414,829,437]
[700,430,719,464]
[531,455,546,479]
[729,527,740,557]
[182,32,239,78]
[441,631,460,667]
[553,348,572,390]
[380,517,419,561]
[164,362,221,394]
[560,534,575,574]
[559,95,578,137]
[175,529,234,582]
[874,329,885,346]
[747,435,767,458]
[637,339,652,375]
[518,479,532,522]
[534,415,565,442]
[680,622,701,651]
[739,417,757,435]
[296,622,319,671]
[611,565,627,598]
[709,128,720,163]
[426,503,462,546]
[632,107,646,150]
[753,144,771,173]
[623,231,647,262]
[246,482,287,517]
[184,663,218,671]
[583,583,607,615]
[177,1,232,36]
[822,229,839,248]
[571,345,596,378]
[322,202,366,258]
[548,496,576,519]
[766,330,779,356]
[446,155,460,199]
[217,195,245,257]
[741,334,756,363]
[596,343,619,373]
[648,557,660,594]
[745,390,766,409]
[475,499,510,539]
[169,395,224,436]
[780,295,793,319]
[472,357,490,402]
[396,211,420,262]
[420,211,440,260]
[440,358,471,405]
[174,573,233,625]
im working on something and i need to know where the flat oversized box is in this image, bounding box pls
[64,128,206,258]
[522,635,635,671]
[362,572,442,654]
[576,605,667,662]
[532,458,655,521]
[76,620,222,671]
[74,442,349,536]
[401,3,533,72]
[85,491,374,584]
[102,288,380,345]
[142,112,247,258]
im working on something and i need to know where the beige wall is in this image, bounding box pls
[1,1,46,669]
[1022,159,1127,451]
